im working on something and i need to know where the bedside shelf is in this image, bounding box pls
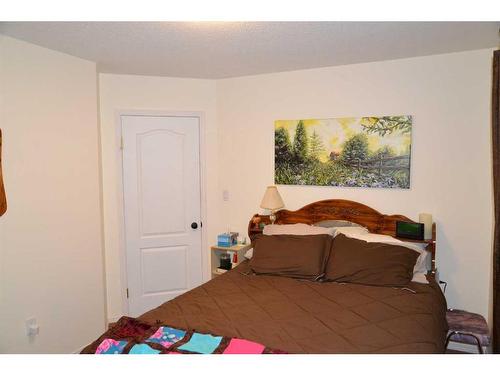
[211,244,252,251]
[210,243,251,279]
[211,269,229,277]
[394,237,434,244]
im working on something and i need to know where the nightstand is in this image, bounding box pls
[210,243,252,279]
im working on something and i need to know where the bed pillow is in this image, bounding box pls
[334,227,429,284]
[324,234,419,286]
[249,234,333,280]
[333,226,369,236]
[314,220,365,228]
[263,223,335,236]
[244,247,254,259]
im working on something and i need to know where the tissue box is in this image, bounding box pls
[217,232,238,247]
[217,234,231,247]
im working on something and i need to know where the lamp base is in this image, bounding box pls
[270,211,277,225]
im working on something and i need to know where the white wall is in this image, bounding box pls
[0,36,105,353]
[217,49,494,322]
[98,74,220,322]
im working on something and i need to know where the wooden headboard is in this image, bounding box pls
[248,199,436,273]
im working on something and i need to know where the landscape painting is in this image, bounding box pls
[274,116,412,189]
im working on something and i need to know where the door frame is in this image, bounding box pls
[114,110,208,316]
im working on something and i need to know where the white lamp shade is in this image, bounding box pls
[260,186,285,210]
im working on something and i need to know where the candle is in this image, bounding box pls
[419,213,433,240]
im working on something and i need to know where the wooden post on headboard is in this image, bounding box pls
[428,223,437,276]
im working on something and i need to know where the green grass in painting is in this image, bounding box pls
[275,160,409,188]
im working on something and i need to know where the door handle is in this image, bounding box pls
[191,222,198,229]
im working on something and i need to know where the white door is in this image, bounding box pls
[122,114,202,317]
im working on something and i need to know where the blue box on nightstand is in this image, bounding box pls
[217,232,238,247]
[217,234,231,247]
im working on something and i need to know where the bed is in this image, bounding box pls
[82,199,447,354]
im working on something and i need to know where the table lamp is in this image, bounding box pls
[260,186,284,224]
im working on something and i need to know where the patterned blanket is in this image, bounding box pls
[83,316,286,354]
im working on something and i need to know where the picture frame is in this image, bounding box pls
[274,116,412,189]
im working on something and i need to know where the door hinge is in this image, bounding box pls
[120,136,124,150]
[126,288,129,299]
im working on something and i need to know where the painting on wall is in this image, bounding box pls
[274,116,412,189]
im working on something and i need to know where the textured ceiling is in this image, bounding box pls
[0,22,499,79]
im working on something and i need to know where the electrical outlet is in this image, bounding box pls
[26,317,39,337]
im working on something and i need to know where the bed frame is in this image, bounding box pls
[248,199,436,274]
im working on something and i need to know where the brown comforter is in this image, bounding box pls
[83,261,447,354]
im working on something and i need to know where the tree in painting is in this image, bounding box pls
[292,120,308,163]
[340,133,369,165]
[274,116,412,188]
[275,127,292,165]
[309,130,325,161]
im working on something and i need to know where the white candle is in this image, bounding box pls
[419,213,433,240]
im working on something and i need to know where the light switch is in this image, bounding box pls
[26,317,39,337]
[222,190,229,201]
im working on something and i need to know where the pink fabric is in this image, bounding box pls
[223,338,265,354]
[150,328,163,339]
[95,339,122,354]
